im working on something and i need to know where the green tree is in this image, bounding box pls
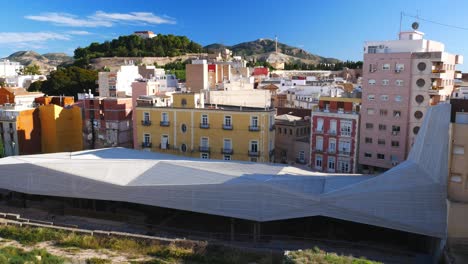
[20,64,41,75]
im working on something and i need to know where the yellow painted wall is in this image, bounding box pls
[39,104,83,153]
[136,106,275,162]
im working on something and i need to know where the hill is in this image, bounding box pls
[4,51,73,73]
[204,38,340,64]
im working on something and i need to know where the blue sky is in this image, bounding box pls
[1,0,468,70]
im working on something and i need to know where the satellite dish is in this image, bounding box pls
[412,22,419,30]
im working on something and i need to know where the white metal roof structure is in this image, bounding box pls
[0,104,450,238]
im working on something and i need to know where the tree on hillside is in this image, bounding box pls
[27,66,97,97]
[19,64,41,75]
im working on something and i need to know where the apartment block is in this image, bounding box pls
[0,106,40,156]
[79,96,133,149]
[98,65,140,97]
[0,87,43,105]
[447,99,468,243]
[311,96,361,173]
[135,92,275,162]
[359,26,462,171]
[274,114,310,165]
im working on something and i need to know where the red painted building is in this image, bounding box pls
[310,96,361,173]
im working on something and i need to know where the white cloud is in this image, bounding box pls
[68,30,92,35]
[25,12,112,27]
[92,11,176,25]
[25,11,176,28]
[0,32,70,44]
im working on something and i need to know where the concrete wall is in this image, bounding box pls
[448,200,468,239]
[209,90,271,108]
[186,64,208,93]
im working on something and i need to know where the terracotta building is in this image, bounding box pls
[311,96,361,173]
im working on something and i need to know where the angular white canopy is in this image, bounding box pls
[0,104,450,238]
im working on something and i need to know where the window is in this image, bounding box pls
[329,120,337,135]
[380,95,389,101]
[453,145,464,155]
[328,138,336,154]
[392,125,400,135]
[338,160,350,173]
[181,98,187,106]
[181,124,187,133]
[338,140,351,154]
[224,115,232,129]
[162,112,169,122]
[327,157,336,171]
[365,137,373,143]
[250,140,259,153]
[298,151,305,163]
[391,141,400,147]
[340,120,352,136]
[395,80,404,86]
[378,124,386,131]
[316,136,323,151]
[368,46,377,54]
[200,137,209,148]
[414,111,423,119]
[143,112,150,122]
[278,127,281,134]
[393,111,401,117]
[364,152,372,158]
[161,135,169,149]
[367,94,375,100]
[367,108,375,115]
[417,62,427,71]
[201,153,209,159]
[382,63,390,70]
[144,133,151,144]
[415,95,424,104]
[382,79,389,86]
[377,153,385,160]
[378,139,386,145]
[315,155,323,169]
[366,123,374,129]
[368,79,376,85]
[379,109,388,116]
[251,116,258,128]
[201,114,209,126]
[395,64,404,72]
[395,95,402,102]
[416,79,425,87]
[450,174,463,183]
[316,118,324,132]
[224,155,231,161]
[413,126,420,135]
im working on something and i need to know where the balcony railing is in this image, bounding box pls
[160,121,170,127]
[223,124,233,130]
[391,131,400,136]
[199,146,211,153]
[248,150,260,157]
[327,149,336,154]
[159,143,170,149]
[314,148,323,153]
[221,148,233,154]
[141,120,152,126]
[340,131,352,137]
[200,123,210,129]
[327,130,337,136]
[249,125,260,132]
[338,150,351,156]
[141,142,152,148]
[315,129,324,134]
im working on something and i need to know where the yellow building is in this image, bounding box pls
[135,92,275,162]
[39,104,83,153]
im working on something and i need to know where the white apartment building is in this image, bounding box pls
[98,65,141,97]
[0,60,23,77]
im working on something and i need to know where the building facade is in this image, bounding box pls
[135,92,275,162]
[79,97,133,149]
[0,106,40,156]
[310,97,360,173]
[359,27,462,171]
[98,65,140,97]
[274,114,310,165]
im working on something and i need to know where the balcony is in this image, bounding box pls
[199,123,210,129]
[221,148,233,154]
[313,148,324,153]
[249,125,260,132]
[327,149,336,154]
[159,143,170,149]
[199,146,211,153]
[223,124,233,130]
[340,131,352,137]
[327,130,337,136]
[338,150,351,156]
[248,150,260,157]
[141,120,152,126]
[295,158,306,165]
[141,142,152,148]
[160,121,170,127]
[391,131,400,136]
[315,129,324,134]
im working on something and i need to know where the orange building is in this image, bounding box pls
[0,87,43,105]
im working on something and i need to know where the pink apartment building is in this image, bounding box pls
[359,26,463,172]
